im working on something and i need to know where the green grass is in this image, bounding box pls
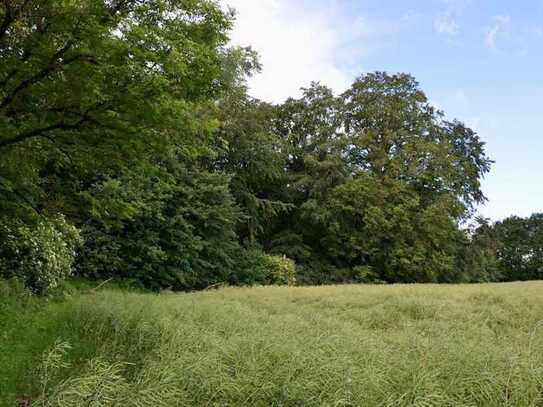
[2,281,543,406]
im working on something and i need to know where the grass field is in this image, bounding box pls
[2,281,543,406]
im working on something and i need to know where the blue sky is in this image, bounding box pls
[223,0,543,221]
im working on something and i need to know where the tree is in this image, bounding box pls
[321,174,464,283]
[341,72,491,217]
[0,1,498,289]
[0,0,232,217]
[77,158,242,290]
[0,0,252,290]
[493,214,543,281]
[269,83,347,277]
[456,217,500,283]
[268,73,493,284]
[216,91,289,244]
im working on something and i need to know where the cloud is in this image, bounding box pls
[433,0,472,36]
[434,12,459,35]
[219,0,351,103]
[220,0,412,103]
[485,15,510,50]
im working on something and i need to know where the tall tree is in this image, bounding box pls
[341,72,491,216]
[269,73,493,283]
[0,0,253,290]
[0,0,232,217]
[216,90,289,243]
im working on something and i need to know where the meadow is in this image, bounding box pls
[2,281,543,406]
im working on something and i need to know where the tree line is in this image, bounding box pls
[0,0,539,292]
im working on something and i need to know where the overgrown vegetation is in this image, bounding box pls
[0,0,540,292]
[2,281,543,406]
[2,1,541,405]
[0,216,82,293]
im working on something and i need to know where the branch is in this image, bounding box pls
[0,119,86,149]
[0,40,77,110]
[42,134,74,165]
[0,52,96,111]
[0,20,54,88]
[87,278,113,294]
[0,98,114,149]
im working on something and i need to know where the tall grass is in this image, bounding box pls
[2,281,543,406]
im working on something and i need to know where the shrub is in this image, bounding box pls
[76,169,242,291]
[233,245,296,286]
[264,254,296,286]
[229,245,270,285]
[353,265,386,284]
[294,258,356,286]
[0,215,83,293]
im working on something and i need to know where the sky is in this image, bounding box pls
[220,0,543,221]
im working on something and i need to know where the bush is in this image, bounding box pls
[265,254,297,286]
[353,265,386,284]
[233,245,296,286]
[0,215,83,293]
[75,169,242,291]
[294,258,356,286]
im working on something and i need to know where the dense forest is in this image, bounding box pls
[0,0,541,293]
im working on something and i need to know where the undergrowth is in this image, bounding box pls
[2,281,543,406]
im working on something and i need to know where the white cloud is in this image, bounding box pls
[485,15,510,50]
[220,0,351,103]
[433,0,472,36]
[434,12,459,35]
[220,0,411,103]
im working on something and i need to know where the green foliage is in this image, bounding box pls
[342,73,491,213]
[493,214,543,281]
[455,217,501,283]
[264,254,297,286]
[0,0,263,291]
[353,265,385,284]
[0,215,82,293]
[0,0,233,211]
[321,174,463,283]
[232,245,296,286]
[77,165,242,291]
[0,0,502,288]
[217,91,290,243]
[450,214,543,284]
[268,74,493,284]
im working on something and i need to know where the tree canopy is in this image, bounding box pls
[0,0,231,216]
[2,0,535,292]
[264,75,492,283]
